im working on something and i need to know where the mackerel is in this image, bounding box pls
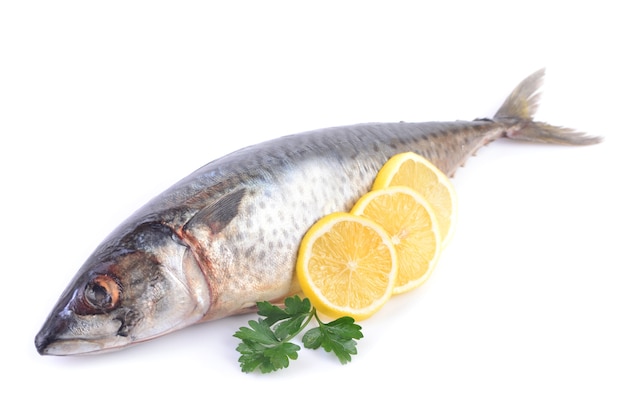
[35,69,601,355]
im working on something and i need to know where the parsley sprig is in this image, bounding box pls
[233,295,364,373]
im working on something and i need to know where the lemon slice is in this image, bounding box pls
[296,212,398,320]
[373,152,457,247]
[351,186,441,294]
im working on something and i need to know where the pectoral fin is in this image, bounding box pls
[185,188,247,235]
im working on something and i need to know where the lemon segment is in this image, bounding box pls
[296,212,398,320]
[351,186,441,294]
[372,152,457,248]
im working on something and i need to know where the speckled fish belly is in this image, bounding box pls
[35,69,601,355]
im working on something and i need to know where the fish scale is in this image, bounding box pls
[35,69,601,355]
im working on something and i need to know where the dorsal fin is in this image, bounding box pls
[184,188,247,235]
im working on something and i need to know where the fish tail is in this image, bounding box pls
[494,68,602,145]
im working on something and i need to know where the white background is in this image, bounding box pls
[1,1,624,415]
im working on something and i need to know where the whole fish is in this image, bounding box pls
[35,69,601,355]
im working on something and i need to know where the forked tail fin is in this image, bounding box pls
[494,69,602,145]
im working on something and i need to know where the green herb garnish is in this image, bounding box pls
[233,295,363,373]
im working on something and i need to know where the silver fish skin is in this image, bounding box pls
[35,69,601,355]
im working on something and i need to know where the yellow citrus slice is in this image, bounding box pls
[351,186,441,294]
[373,152,457,247]
[296,212,398,320]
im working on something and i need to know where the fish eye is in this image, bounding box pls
[75,275,121,314]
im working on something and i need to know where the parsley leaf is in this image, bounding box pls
[234,319,301,373]
[233,295,364,373]
[302,315,363,364]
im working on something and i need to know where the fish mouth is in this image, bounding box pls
[35,325,127,356]
[34,308,133,356]
[36,337,115,356]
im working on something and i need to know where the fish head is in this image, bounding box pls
[35,222,210,355]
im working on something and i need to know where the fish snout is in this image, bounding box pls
[35,313,68,355]
[34,301,128,355]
